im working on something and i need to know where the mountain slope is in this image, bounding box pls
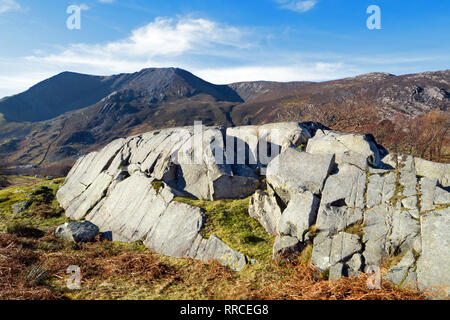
[0,68,243,123]
[0,68,449,170]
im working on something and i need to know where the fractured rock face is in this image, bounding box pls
[273,235,302,260]
[57,122,316,270]
[57,121,450,291]
[278,191,319,240]
[311,231,362,272]
[385,251,418,290]
[248,190,282,235]
[417,208,450,299]
[306,129,381,168]
[266,148,334,202]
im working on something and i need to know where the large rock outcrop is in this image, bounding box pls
[57,122,450,297]
[247,128,449,298]
[57,122,315,271]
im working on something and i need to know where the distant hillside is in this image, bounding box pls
[0,68,448,170]
[0,68,242,123]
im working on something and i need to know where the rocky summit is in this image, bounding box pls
[56,122,450,298]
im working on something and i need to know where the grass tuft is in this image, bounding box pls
[174,197,274,262]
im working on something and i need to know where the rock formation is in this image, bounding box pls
[57,122,450,298]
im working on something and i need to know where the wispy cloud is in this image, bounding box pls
[276,0,318,13]
[26,17,248,70]
[0,15,359,97]
[0,0,21,14]
[98,0,115,3]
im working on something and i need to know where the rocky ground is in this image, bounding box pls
[0,176,425,300]
[51,121,449,299]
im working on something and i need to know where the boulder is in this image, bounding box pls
[248,190,282,235]
[306,130,381,167]
[266,148,334,202]
[278,191,319,240]
[273,235,303,260]
[54,221,99,243]
[311,231,362,272]
[320,164,366,209]
[189,234,248,271]
[414,157,450,188]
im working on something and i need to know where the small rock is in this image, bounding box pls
[385,251,417,287]
[273,235,302,260]
[329,263,344,280]
[11,201,31,214]
[54,221,100,243]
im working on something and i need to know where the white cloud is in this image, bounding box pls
[196,64,353,84]
[0,0,21,14]
[98,0,114,3]
[0,15,385,98]
[27,17,246,71]
[276,0,318,13]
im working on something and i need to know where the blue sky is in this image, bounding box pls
[0,0,449,98]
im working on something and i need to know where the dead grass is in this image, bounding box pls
[0,232,426,300]
[257,260,426,300]
[0,233,61,300]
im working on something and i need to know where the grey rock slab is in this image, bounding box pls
[272,235,302,260]
[144,201,205,258]
[417,208,450,298]
[64,172,113,220]
[415,157,450,188]
[278,191,319,240]
[367,172,396,208]
[401,196,418,210]
[248,190,282,235]
[54,221,99,243]
[211,175,259,200]
[434,186,450,205]
[329,232,362,266]
[266,148,334,202]
[329,263,345,280]
[347,253,363,275]
[56,138,126,209]
[312,231,362,272]
[385,251,416,286]
[362,204,393,266]
[420,177,437,212]
[315,205,363,235]
[320,164,366,209]
[86,172,174,242]
[192,234,248,271]
[306,130,381,167]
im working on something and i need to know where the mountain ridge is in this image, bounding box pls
[0,67,449,169]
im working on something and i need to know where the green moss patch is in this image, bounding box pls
[174,197,274,262]
[151,180,163,193]
[0,176,67,234]
[344,222,365,239]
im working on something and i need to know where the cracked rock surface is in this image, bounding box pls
[57,122,450,296]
